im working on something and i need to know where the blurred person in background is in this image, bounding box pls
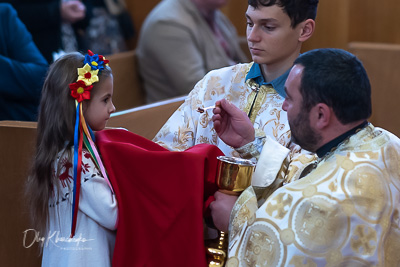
[0,3,48,121]
[83,0,135,55]
[4,0,89,63]
[5,0,135,63]
[136,0,249,103]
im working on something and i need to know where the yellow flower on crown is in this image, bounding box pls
[78,63,99,86]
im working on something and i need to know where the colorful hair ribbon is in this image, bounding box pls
[68,50,112,237]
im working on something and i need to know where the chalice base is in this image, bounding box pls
[206,247,226,266]
[206,230,228,267]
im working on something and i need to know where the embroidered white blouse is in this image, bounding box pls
[41,147,117,267]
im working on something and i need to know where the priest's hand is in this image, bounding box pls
[212,99,255,148]
[210,191,238,232]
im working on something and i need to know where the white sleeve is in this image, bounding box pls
[251,136,290,187]
[152,84,203,151]
[75,151,118,230]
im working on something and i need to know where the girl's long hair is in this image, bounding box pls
[26,52,111,235]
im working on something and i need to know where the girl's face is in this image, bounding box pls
[83,75,116,131]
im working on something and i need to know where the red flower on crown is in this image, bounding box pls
[87,49,109,65]
[99,55,109,65]
[69,80,93,102]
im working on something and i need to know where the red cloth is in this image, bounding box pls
[95,129,224,267]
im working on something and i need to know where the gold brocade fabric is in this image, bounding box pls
[153,62,292,157]
[244,80,278,124]
[227,124,400,266]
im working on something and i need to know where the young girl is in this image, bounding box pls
[26,51,117,266]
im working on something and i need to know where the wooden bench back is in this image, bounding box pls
[106,50,146,111]
[0,121,41,266]
[107,96,185,140]
[348,42,400,136]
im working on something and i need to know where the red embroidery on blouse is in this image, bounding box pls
[82,162,90,174]
[59,158,73,188]
[83,150,91,159]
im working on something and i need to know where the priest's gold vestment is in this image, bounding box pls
[227,124,400,266]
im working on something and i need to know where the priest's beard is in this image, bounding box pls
[289,110,322,152]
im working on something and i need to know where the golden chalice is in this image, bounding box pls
[206,156,256,266]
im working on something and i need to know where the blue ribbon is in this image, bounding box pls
[71,103,80,233]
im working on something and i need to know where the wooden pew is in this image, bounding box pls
[348,42,400,136]
[0,121,41,266]
[106,50,146,112]
[107,95,186,139]
[0,96,185,265]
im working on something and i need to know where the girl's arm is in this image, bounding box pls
[76,150,118,230]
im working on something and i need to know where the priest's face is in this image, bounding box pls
[282,65,321,152]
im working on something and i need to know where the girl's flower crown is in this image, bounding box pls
[68,50,113,238]
[69,50,109,102]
